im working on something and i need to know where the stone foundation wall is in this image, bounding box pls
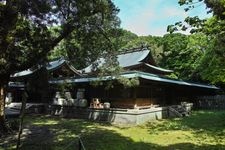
[50,105,169,125]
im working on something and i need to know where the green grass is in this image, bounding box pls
[2,110,225,150]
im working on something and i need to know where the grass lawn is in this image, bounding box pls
[2,110,225,150]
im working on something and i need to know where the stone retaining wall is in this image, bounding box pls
[50,105,169,125]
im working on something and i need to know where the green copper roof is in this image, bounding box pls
[82,48,172,74]
[49,71,219,90]
[82,49,151,73]
[11,58,81,78]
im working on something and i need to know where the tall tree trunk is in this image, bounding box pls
[16,90,28,150]
[0,84,7,133]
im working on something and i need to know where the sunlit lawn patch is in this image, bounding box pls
[3,110,225,150]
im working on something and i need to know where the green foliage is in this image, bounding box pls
[0,0,121,121]
[0,0,120,76]
[117,77,140,88]
[167,0,225,84]
[158,33,204,80]
[183,33,208,80]
[116,29,138,48]
[166,73,179,79]
[49,28,135,69]
[197,38,225,84]
[48,0,121,69]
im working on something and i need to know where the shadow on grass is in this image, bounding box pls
[16,112,225,150]
[145,110,225,142]
[82,129,225,150]
[146,110,225,131]
[20,119,225,150]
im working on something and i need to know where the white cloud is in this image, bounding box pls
[116,0,209,36]
[149,27,168,36]
[120,3,186,36]
[121,9,155,36]
[162,7,187,18]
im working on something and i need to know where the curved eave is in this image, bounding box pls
[10,69,37,78]
[11,58,82,78]
[144,63,173,73]
[46,59,66,71]
[136,72,219,90]
[124,63,173,75]
[8,82,25,88]
[47,60,82,76]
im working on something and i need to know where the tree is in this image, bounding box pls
[154,33,209,81]
[0,0,120,132]
[49,28,136,69]
[159,33,189,79]
[185,33,209,81]
[168,0,225,85]
[115,29,138,49]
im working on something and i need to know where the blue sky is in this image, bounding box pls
[113,0,211,36]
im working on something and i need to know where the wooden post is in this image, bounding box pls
[133,88,137,109]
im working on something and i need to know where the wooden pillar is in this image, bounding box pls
[161,86,166,106]
[150,86,152,101]
[133,87,137,108]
